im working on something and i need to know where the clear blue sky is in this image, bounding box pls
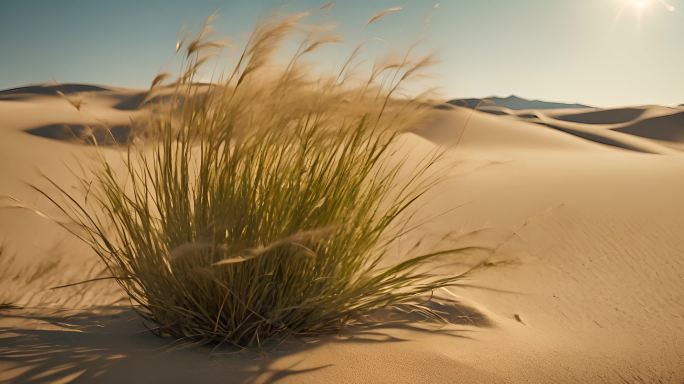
[0,0,682,106]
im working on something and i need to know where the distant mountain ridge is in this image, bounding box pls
[0,83,113,96]
[448,95,592,110]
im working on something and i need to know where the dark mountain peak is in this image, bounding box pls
[447,95,592,111]
[502,95,524,101]
[0,83,112,96]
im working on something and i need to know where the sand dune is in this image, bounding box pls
[450,100,684,154]
[1,85,683,383]
[553,107,650,124]
[615,110,684,142]
[538,107,684,152]
[533,116,679,154]
[415,108,611,152]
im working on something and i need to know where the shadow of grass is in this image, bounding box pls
[0,308,329,383]
[0,299,489,383]
[25,124,130,146]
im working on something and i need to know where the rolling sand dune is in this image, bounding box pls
[538,107,684,152]
[552,108,647,124]
[454,98,684,154]
[615,111,684,142]
[1,86,683,383]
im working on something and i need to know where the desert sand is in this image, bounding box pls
[1,85,683,383]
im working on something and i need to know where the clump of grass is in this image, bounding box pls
[38,12,478,348]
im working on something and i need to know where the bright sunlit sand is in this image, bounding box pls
[0,1,683,383]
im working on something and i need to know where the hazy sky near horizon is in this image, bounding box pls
[0,0,682,107]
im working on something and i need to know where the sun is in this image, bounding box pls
[615,0,676,29]
[630,0,652,8]
[624,0,676,11]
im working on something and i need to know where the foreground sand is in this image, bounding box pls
[1,85,683,383]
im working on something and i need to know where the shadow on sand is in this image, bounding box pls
[25,124,131,146]
[0,300,490,383]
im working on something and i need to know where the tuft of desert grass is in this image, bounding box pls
[34,11,480,348]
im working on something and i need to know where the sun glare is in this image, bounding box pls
[615,0,676,25]
[630,0,652,8]
[625,0,676,11]
[660,0,677,11]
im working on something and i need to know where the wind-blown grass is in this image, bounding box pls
[35,12,481,348]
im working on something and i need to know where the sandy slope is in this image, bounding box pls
[1,86,683,383]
